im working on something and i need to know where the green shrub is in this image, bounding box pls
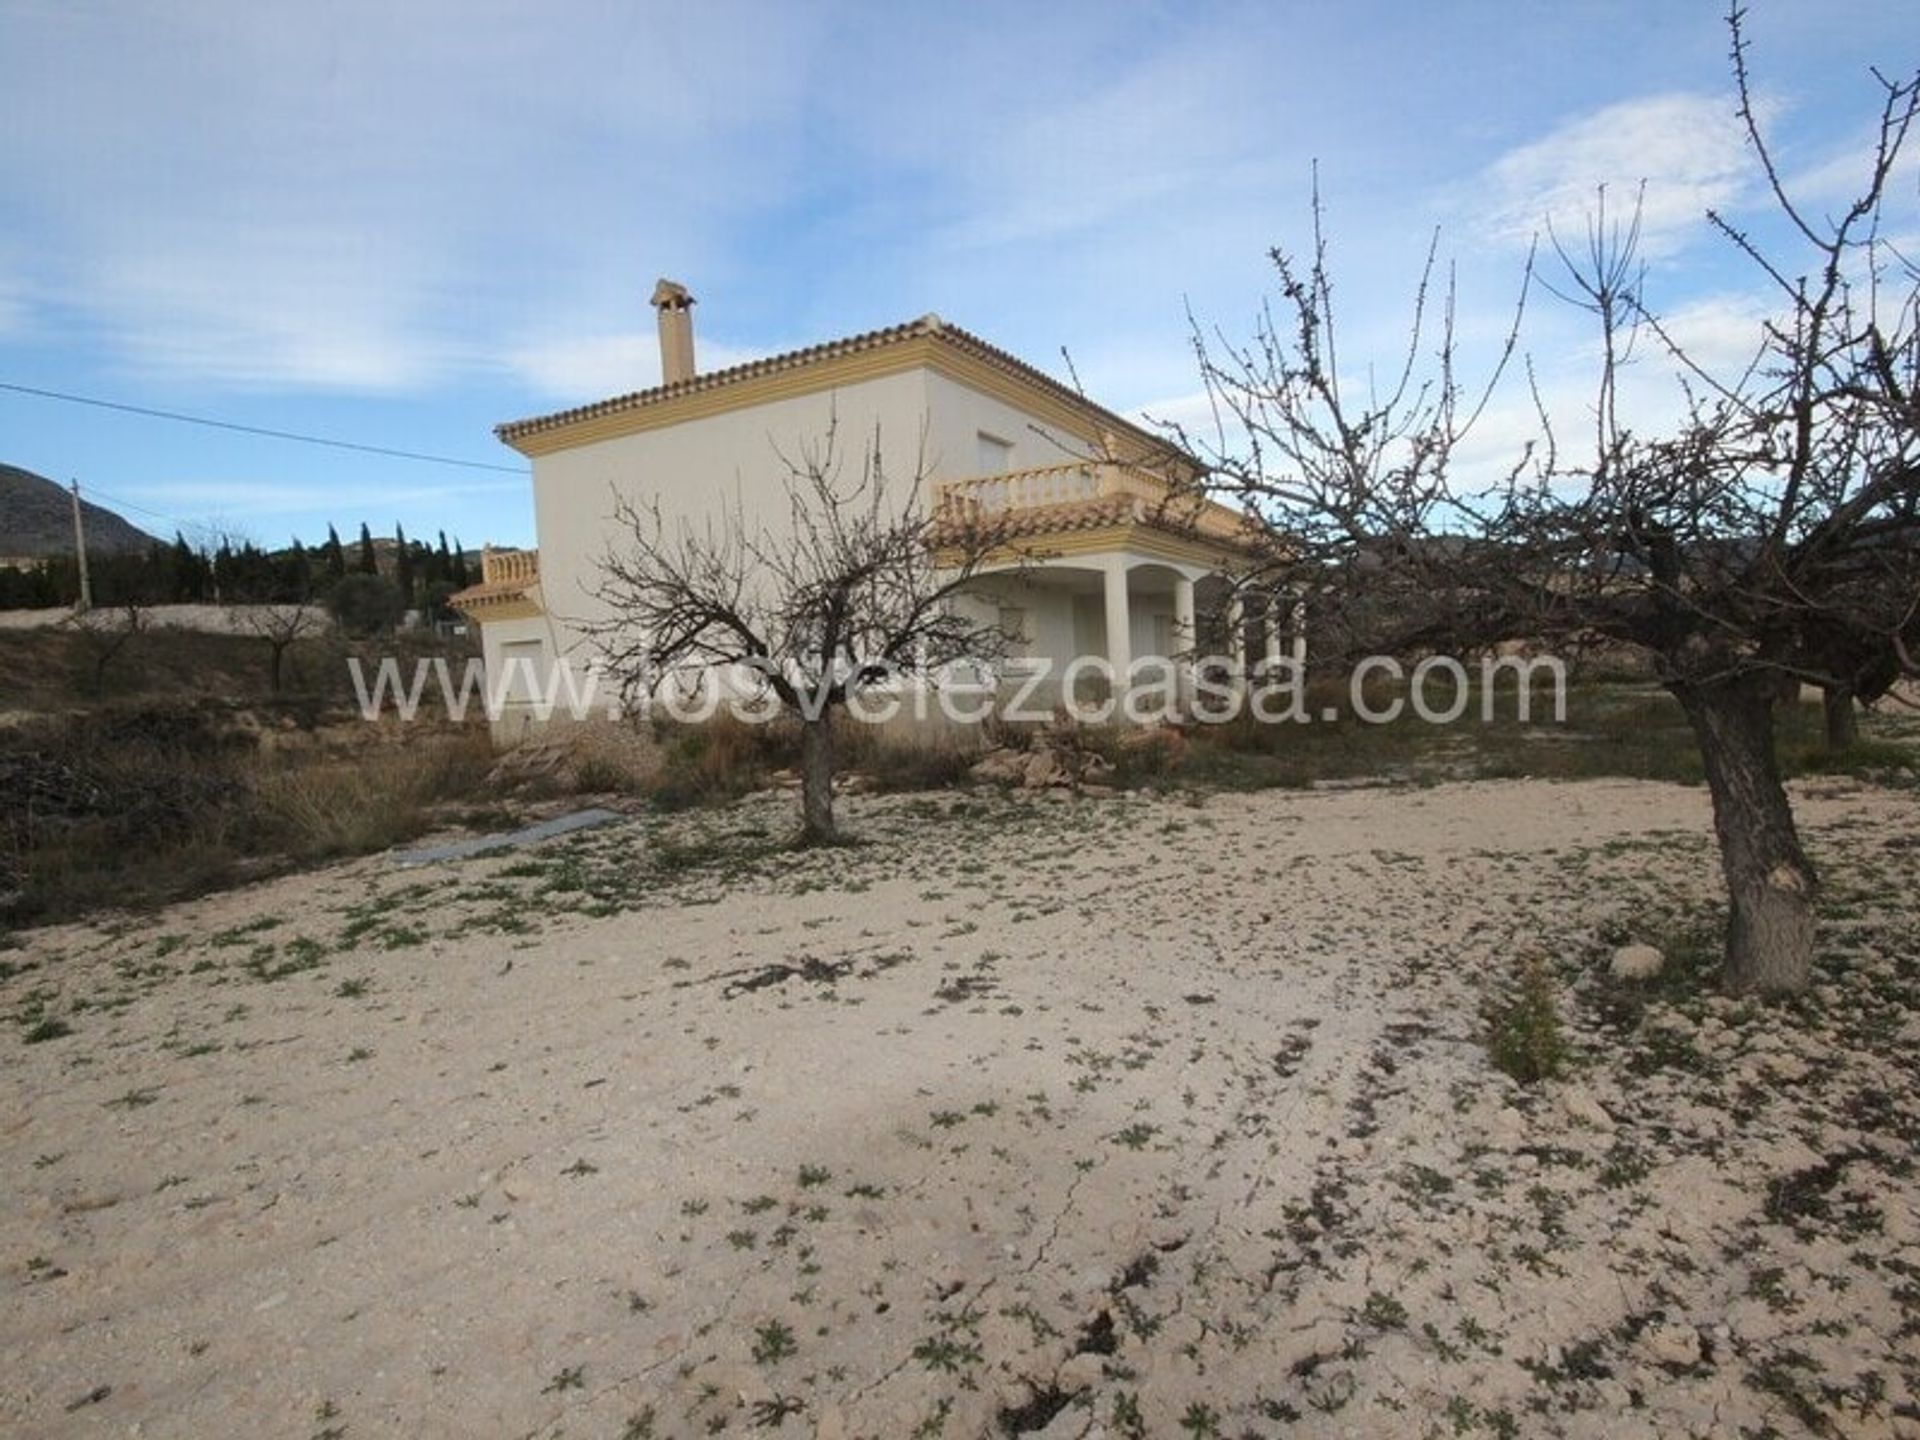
[325,573,406,636]
[1486,955,1567,1085]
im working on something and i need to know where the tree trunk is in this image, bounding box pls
[798,716,838,845]
[1672,675,1816,996]
[1822,683,1857,753]
[269,642,287,695]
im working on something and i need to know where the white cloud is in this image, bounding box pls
[1129,389,1221,446]
[1785,127,1920,210]
[1479,93,1759,257]
[502,332,764,401]
[78,221,460,391]
[1645,291,1773,377]
[1138,283,1787,493]
[0,0,828,393]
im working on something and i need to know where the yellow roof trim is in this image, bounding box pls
[940,522,1255,574]
[449,581,544,622]
[496,318,1189,472]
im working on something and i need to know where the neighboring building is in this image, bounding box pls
[453,281,1294,738]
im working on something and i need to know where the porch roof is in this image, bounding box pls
[932,461,1269,571]
[449,546,543,620]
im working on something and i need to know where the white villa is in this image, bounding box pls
[453,281,1295,735]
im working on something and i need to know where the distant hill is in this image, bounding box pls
[0,465,161,561]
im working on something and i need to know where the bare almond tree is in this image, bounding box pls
[589,424,1020,845]
[239,603,326,694]
[1178,10,1918,996]
[65,600,145,700]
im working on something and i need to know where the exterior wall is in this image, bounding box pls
[487,359,1226,739]
[527,368,938,673]
[474,608,577,745]
[957,560,1190,708]
[919,370,1093,478]
[520,362,1099,680]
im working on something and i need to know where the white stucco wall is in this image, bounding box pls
[522,363,1109,673]
[494,360,1211,732]
[527,369,942,667]
[919,369,1092,477]
[473,607,576,744]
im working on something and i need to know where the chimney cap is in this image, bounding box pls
[651,278,694,310]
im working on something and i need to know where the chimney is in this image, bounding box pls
[651,278,696,385]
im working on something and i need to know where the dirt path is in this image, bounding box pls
[3,779,1916,1438]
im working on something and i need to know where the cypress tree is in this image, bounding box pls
[395,523,414,605]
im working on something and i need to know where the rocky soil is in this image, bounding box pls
[1,777,1916,1439]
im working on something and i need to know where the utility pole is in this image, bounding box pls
[70,479,93,613]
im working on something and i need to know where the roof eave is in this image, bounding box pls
[492,319,1196,473]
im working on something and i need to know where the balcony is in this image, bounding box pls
[450,546,543,619]
[481,547,539,586]
[932,461,1256,549]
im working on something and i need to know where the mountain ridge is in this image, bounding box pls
[0,464,162,560]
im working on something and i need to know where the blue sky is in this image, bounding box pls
[1,0,1913,550]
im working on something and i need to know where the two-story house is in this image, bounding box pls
[453,280,1293,736]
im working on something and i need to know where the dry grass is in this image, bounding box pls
[1156,681,1920,793]
[0,624,475,713]
[249,739,496,858]
[1,708,494,928]
[633,714,978,808]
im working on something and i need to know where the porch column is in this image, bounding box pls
[1290,598,1308,667]
[1263,591,1284,671]
[1226,591,1246,689]
[1173,575,1196,714]
[1102,563,1132,700]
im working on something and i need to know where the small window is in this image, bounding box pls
[499,638,546,703]
[976,431,1013,474]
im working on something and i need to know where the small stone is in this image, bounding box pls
[1761,1052,1811,1084]
[1023,750,1069,788]
[968,749,1026,784]
[1488,1106,1528,1146]
[1056,1351,1104,1392]
[1559,1084,1616,1131]
[1610,943,1665,981]
[1640,1323,1701,1368]
[1882,1200,1917,1245]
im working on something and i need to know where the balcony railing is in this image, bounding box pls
[480,546,539,586]
[933,461,1254,546]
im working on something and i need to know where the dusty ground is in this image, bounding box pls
[2,778,1917,1439]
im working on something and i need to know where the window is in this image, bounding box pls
[998,605,1030,658]
[499,638,546,703]
[976,431,1013,475]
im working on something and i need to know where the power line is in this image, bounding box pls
[0,379,528,475]
[79,485,207,537]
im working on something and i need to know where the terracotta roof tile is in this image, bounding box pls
[494,315,1181,462]
[448,578,539,610]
